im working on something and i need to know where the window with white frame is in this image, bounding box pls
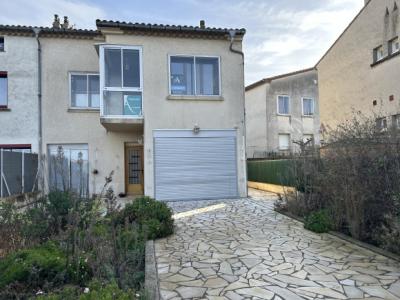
[278,134,290,151]
[48,144,89,197]
[70,73,99,108]
[100,46,142,117]
[277,95,290,115]
[389,37,400,55]
[0,72,7,108]
[170,55,220,96]
[373,45,384,62]
[302,98,314,116]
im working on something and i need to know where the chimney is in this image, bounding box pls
[52,14,60,29]
[62,16,69,29]
[199,20,205,29]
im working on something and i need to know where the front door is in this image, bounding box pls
[125,145,144,195]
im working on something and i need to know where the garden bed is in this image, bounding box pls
[0,174,173,300]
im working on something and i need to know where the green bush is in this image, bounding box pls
[304,210,333,233]
[116,197,174,239]
[0,242,67,289]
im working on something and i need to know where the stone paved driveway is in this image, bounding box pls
[154,189,400,299]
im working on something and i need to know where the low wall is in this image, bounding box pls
[248,181,296,195]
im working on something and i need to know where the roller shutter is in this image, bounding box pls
[154,130,238,201]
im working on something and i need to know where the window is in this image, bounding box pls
[376,117,387,131]
[70,73,99,108]
[0,72,7,108]
[170,55,220,96]
[100,46,142,117]
[392,114,400,129]
[0,144,31,153]
[277,95,290,115]
[302,98,314,116]
[278,134,290,151]
[48,144,89,197]
[373,45,384,62]
[0,37,4,52]
[389,37,400,55]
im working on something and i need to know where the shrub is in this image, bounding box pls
[116,197,174,239]
[0,242,67,289]
[304,210,333,233]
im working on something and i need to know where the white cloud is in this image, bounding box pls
[0,0,106,29]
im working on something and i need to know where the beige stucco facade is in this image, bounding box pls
[40,29,247,198]
[317,0,400,132]
[0,35,39,152]
[245,69,320,158]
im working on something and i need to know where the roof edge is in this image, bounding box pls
[245,67,316,92]
[96,19,246,38]
[315,1,371,67]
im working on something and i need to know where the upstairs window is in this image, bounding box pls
[389,37,400,55]
[277,95,290,115]
[373,45,384,62]
[100,46,143,117]
[302,98,314,116]
[0,72,7,108]
[170,55,220,96]
[70,73,100,108]
[0,37,4,52]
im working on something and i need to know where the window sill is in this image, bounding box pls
[277,114,291,117]
[0,107,10,112]
[167,95,224,101]
[68,108,100,113]
[302,115,314,118]
[371,50,400,67]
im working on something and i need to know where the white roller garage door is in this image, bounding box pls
[154,130,238,201]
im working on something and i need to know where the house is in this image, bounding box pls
[0,17,247,201]
[317,0,400,132]
[0,25,39,153]
[245,68,320,158]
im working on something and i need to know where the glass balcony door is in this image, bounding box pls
[100,45,143,118]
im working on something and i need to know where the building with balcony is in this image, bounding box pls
[4,18,247,201]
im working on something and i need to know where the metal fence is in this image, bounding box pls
[0,149,38,198]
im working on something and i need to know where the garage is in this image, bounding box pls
[154,129,238,201]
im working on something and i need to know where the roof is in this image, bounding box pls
[315,1,371,67]
[245,67,316,92]
[96,20,246,39]
[0,24,100,38]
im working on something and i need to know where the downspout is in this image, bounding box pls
[33,27,43,192]
[228,30,248,197]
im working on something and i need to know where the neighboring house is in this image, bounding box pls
[317,0,400,132]
[3,17,246,201]
[245,68,320,158]
[0,26,39,153]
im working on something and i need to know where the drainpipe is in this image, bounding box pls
[228,30,248,197]
[33,27,43,192]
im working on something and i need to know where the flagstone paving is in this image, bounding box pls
[154,189,400,299]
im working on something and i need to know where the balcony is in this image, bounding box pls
[99,44,143,132]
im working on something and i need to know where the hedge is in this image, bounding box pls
[247,159,295,187]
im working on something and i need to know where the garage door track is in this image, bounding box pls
[154,189,400,299]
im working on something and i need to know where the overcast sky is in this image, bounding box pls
[0,0,363,85]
